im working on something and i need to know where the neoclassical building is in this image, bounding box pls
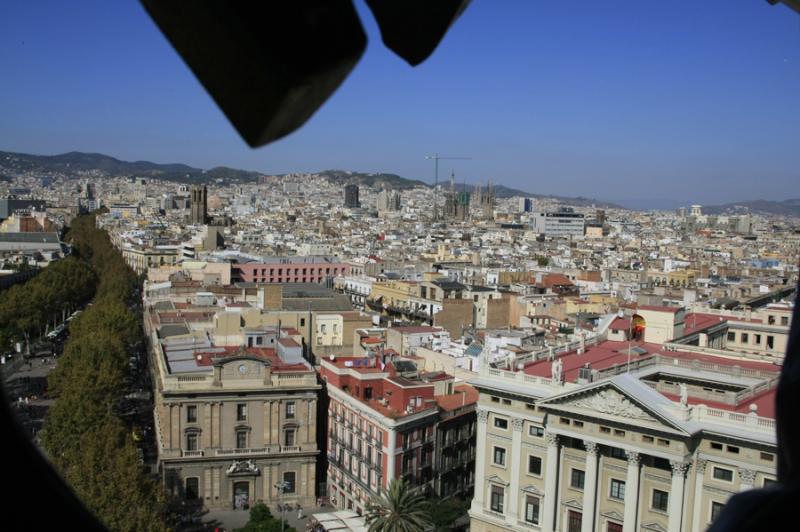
[468,336,778,532]
[144,293,321,511]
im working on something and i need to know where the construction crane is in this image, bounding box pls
[425,154,471,221]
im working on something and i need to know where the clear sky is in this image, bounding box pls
[1,1,798,207]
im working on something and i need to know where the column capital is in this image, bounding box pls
[512,417,524,432]
[583,440,599,455]
[670,460,689,477]
[738,468,756,485]
[695,458,708,474]
[625,450,641,466]
[477,409,488,423]
[545,432,559,447]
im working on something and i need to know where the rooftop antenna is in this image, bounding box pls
[425,154,471,221]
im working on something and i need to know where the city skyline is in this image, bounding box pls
[1,0,799,205]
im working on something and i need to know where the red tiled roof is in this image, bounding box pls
[524,340,779,383]
[541,274,574,288]
[435,384,479,411]
[682,313,726,335]
[609,317,631,331]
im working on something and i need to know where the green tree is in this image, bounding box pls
[423,497,468,532]
[365,479,432,532]
[236,502,297,532]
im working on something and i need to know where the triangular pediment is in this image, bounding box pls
[601,510,624,521]
[486,474,509,487]
[521,484,544,495]
[642,522,668,532]
[538,376,689,435]
[562,498,582,509]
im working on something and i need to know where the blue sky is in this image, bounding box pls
[1,1,798,206]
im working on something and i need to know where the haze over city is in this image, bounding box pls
[1,0,799,207]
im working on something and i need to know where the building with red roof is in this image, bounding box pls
[320,355,477,515]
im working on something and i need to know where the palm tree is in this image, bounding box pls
[365,478,432,532]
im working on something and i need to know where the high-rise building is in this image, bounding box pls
[190,185,208,224]
[519,197,534,213]
[344,184,360,208]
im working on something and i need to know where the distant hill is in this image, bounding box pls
[1,149,622,208]
[0,150,263,184]
[318,169,428,190]
[703,199,800,218]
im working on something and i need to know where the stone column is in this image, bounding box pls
[470,409,489,513]
[581,441,599,532]
[542,433,560,532]
[507,418,524,522]
[738,468,756,492]
[668,461,689,532]
[691,459,707,532]
[623,451,641,532]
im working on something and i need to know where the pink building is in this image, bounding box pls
[234,256,349,284]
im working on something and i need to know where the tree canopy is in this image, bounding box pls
[37,212,168,530]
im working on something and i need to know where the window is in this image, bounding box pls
[526,403,536,411]
[528,455,542,475]
[285,401,296,419]
[713,467,733,482]
[186,432,198,451]
[567,510,582,532]
[571,469,585,490]
[610,479,625,500]
[493,446,506,466]
[502,399,511,405]
[741,333,749,343]
[236,403,247,421]
[727,445,739,454]
[614,429,625,437]
[560,417,571,425]
[727,331,735,342]
[573,420,584,428]
[652,489,669,511]
[236,430,247,449]
[283,472,296,493]
[491,396,500,403]
[710,442,723,450]
[607,523,622,532]
[494,417,508,430]
[284,429,296,446]
[490,485,504,513]
[185,477,199,500]
[600,426,611,434]
[657,439,670,446]
[529,426,544,437]
[754,334,761,345]
[711,501,725,522]
[763,478,776,487]
[186,405,197,423]
[642,435,654,443]
[524,495,540,524]
[300,318,305,327]
[761,452,775,462]
[781,316,789,326]
[321,324,327,333]
[767,336,774,349]
[610,447,626,460]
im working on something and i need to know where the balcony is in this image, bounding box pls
[215,446,277,456]
[281,445,301,453]
[182,450,205,458]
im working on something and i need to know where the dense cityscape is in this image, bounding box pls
[3,2,799,531]
[0,154,797,530]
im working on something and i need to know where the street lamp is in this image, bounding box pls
[275,480,290,532]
